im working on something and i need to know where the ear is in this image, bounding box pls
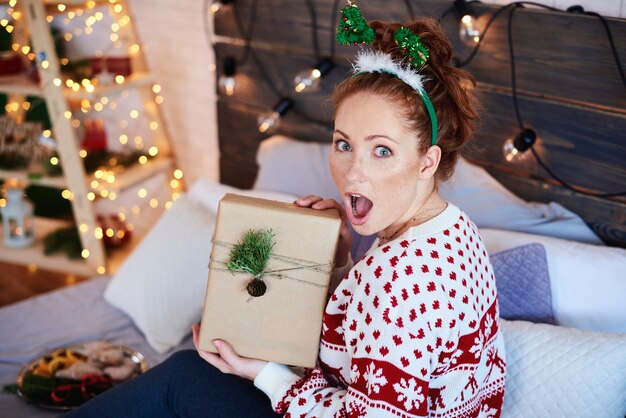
[418,145,441,179]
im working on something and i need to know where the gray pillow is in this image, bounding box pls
[490,243,556,324]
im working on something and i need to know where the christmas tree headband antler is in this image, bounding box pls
[336,2,438,146]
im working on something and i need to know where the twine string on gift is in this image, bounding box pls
[211,239,332,291]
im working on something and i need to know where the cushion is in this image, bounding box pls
[501,319,626,418]
[490,244,555,324]
[189,177,298,214]
[439,158,602,244]
[253,135,341,202]
[481,228,626,334]
[252,135,602,245]
[105,195,216,353]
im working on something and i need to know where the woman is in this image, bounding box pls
[66,17,505,418]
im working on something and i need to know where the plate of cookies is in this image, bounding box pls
[16,340,148,409]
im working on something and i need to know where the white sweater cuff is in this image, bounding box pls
[254,362,300,406]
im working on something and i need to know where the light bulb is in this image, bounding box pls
[257,111,280,134]
[257,98,293,134]
[219,76,236,96]
[459,14,481,45]
[503,128,536,162]
[210,0,233,14]
[218,56,237,96]
[294,59,334,93]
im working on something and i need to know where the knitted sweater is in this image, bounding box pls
[254,204,506,417]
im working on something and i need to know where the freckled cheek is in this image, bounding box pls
[371,168,418,211]
[329,156,344,190]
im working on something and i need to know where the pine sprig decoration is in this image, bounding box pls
[336,4,374,46]
[394,27,429,67]
[226,229,275,297]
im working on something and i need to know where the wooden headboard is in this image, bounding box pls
[212,0,626,247]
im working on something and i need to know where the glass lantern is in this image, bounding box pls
[0,179,35,248]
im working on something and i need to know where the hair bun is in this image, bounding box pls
[369,19,454,70]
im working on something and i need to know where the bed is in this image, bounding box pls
[2,138,626,417]
[2,0,626,416]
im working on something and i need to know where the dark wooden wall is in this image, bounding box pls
[212,0,626,247]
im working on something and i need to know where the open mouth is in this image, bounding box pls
[347,193,374,225]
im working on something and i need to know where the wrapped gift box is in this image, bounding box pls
[199,193,341,368]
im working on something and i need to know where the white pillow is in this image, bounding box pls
[438,158,602,244]
[501,319,626,418]
[480,228,626,334]
[189,176,298,214]
[253,135,342,202]
[105,195,216,353]
[252,136,601,244]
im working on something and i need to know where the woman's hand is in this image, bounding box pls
[191,324,267,380]
[295,195,352,267]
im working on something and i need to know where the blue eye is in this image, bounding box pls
[335,139,351,152]
[374,146,392,158]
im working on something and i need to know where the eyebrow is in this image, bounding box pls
[333,129,398,144]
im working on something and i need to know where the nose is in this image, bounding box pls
[344,153,366,183]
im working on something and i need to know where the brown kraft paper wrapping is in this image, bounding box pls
[198,193,341,368]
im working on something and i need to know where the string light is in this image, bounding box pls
[453,0,481,45]
[210,0,234,14]
[294,58,334,93]
[257,98,293,134]
[503,128,536,162]
[218,56,237,96]
[459,14,481,45]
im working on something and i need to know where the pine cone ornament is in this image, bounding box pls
[246,278,267,297]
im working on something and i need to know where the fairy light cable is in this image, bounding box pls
[329,0,342,61]
[582,10,626,87]
[454,1,560,68]
[232,0,259,66]
[231,0,331,127]
[402,0,415,20]
[506,4,626,198]
[232,1,282,98]
[304,0,321,61]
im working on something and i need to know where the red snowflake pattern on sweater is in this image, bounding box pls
[268,206,505,417]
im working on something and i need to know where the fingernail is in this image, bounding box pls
[212,340,220,348]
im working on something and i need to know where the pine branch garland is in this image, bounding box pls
[226,229,275,279]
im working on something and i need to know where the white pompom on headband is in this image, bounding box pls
[352,50,439,146]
